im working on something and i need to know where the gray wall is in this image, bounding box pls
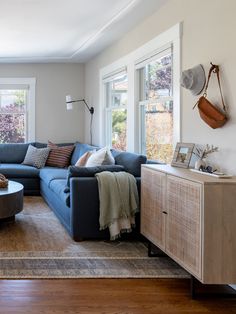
[0,63,84,143]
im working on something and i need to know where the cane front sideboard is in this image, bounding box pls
[141,164,236,284]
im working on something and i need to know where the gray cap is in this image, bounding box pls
[180,64,206,96]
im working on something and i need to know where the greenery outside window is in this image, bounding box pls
[100,24,181,153]
[105,72,127,151]
[0,78,36,143]
[0,89,28,143]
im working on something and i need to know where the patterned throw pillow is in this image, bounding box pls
[46,141,74,168]
[86,147,115,167]
[22,145,50,169]
[75,150,95,167]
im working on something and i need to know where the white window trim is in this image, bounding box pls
[0,77,36,142]
[99,23,182,152]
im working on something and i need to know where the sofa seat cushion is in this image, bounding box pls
[49,179,70,207]
[39,167,68,186]
[0,164,39,178]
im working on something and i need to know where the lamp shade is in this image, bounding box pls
[66,95,73,110]
[66,95,72,102]
[66,102,73,110]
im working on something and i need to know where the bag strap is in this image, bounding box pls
[193,63,226,111]
[204,62,227,112]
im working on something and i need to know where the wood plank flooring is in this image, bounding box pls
[0,279,236,314]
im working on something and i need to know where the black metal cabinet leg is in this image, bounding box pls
[190,275,196,299]
[190,276,236,299]
[148,242,167,257]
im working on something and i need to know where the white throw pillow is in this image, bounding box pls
[85,147,115,167]
[75,150,96,167]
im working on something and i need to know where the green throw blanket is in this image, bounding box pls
[95,171,139,240]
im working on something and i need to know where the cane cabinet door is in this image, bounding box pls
[166,175,202,279]
[141,167,166,250]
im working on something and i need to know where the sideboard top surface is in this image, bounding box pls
[142,164,236,184]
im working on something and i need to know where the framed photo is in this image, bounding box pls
[171,142,195,168]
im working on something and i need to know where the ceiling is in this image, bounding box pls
[0,0,167,63]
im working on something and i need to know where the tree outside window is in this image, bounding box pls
[105,73,127,151]
[0,90,27,143]
[140,51,173,163]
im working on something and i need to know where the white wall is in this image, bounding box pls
[85,0,236,175]
[0,63,84,143]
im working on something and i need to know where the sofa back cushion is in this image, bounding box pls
[0,143,30,163]
[70,142,98,165]
[33,142,47,148]
[111,149,147,177]
[64,165,125,192]
[34,142,74,149]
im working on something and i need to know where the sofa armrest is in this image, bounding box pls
[69,175,141,239]
[70,177,108,238]
[147,159,166,165]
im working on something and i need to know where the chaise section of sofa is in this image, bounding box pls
[0,143,41,195]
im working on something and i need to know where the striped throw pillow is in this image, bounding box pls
[46,141,75,168]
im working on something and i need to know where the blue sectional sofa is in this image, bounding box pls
[0,142,152,240]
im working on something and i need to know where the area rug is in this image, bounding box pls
[0,197,189,279]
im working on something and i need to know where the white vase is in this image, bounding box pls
[195,159,206,170]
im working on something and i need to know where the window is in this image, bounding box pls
[0,78,36,143]
[138,47,174,163]
[100,24,181,154]
[104,71,127,150]
[0,89,27,143]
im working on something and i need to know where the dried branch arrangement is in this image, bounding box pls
[194,144,219,159]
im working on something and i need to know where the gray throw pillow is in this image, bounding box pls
[22,145,50,169]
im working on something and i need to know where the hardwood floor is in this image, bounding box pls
[0,279,236,314]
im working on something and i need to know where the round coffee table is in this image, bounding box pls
[0,181,24,222]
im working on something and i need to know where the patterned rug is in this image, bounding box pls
[0,197,189,279]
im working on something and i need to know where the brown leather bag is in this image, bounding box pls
[193,63,227,129]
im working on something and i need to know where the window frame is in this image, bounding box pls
[99,23,182,153]
[0,78,36,142]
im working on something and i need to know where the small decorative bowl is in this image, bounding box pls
[0,174,8,188]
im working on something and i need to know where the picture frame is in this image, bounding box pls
[171,142,195,168]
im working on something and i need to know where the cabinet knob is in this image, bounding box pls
[162,211,168,215]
